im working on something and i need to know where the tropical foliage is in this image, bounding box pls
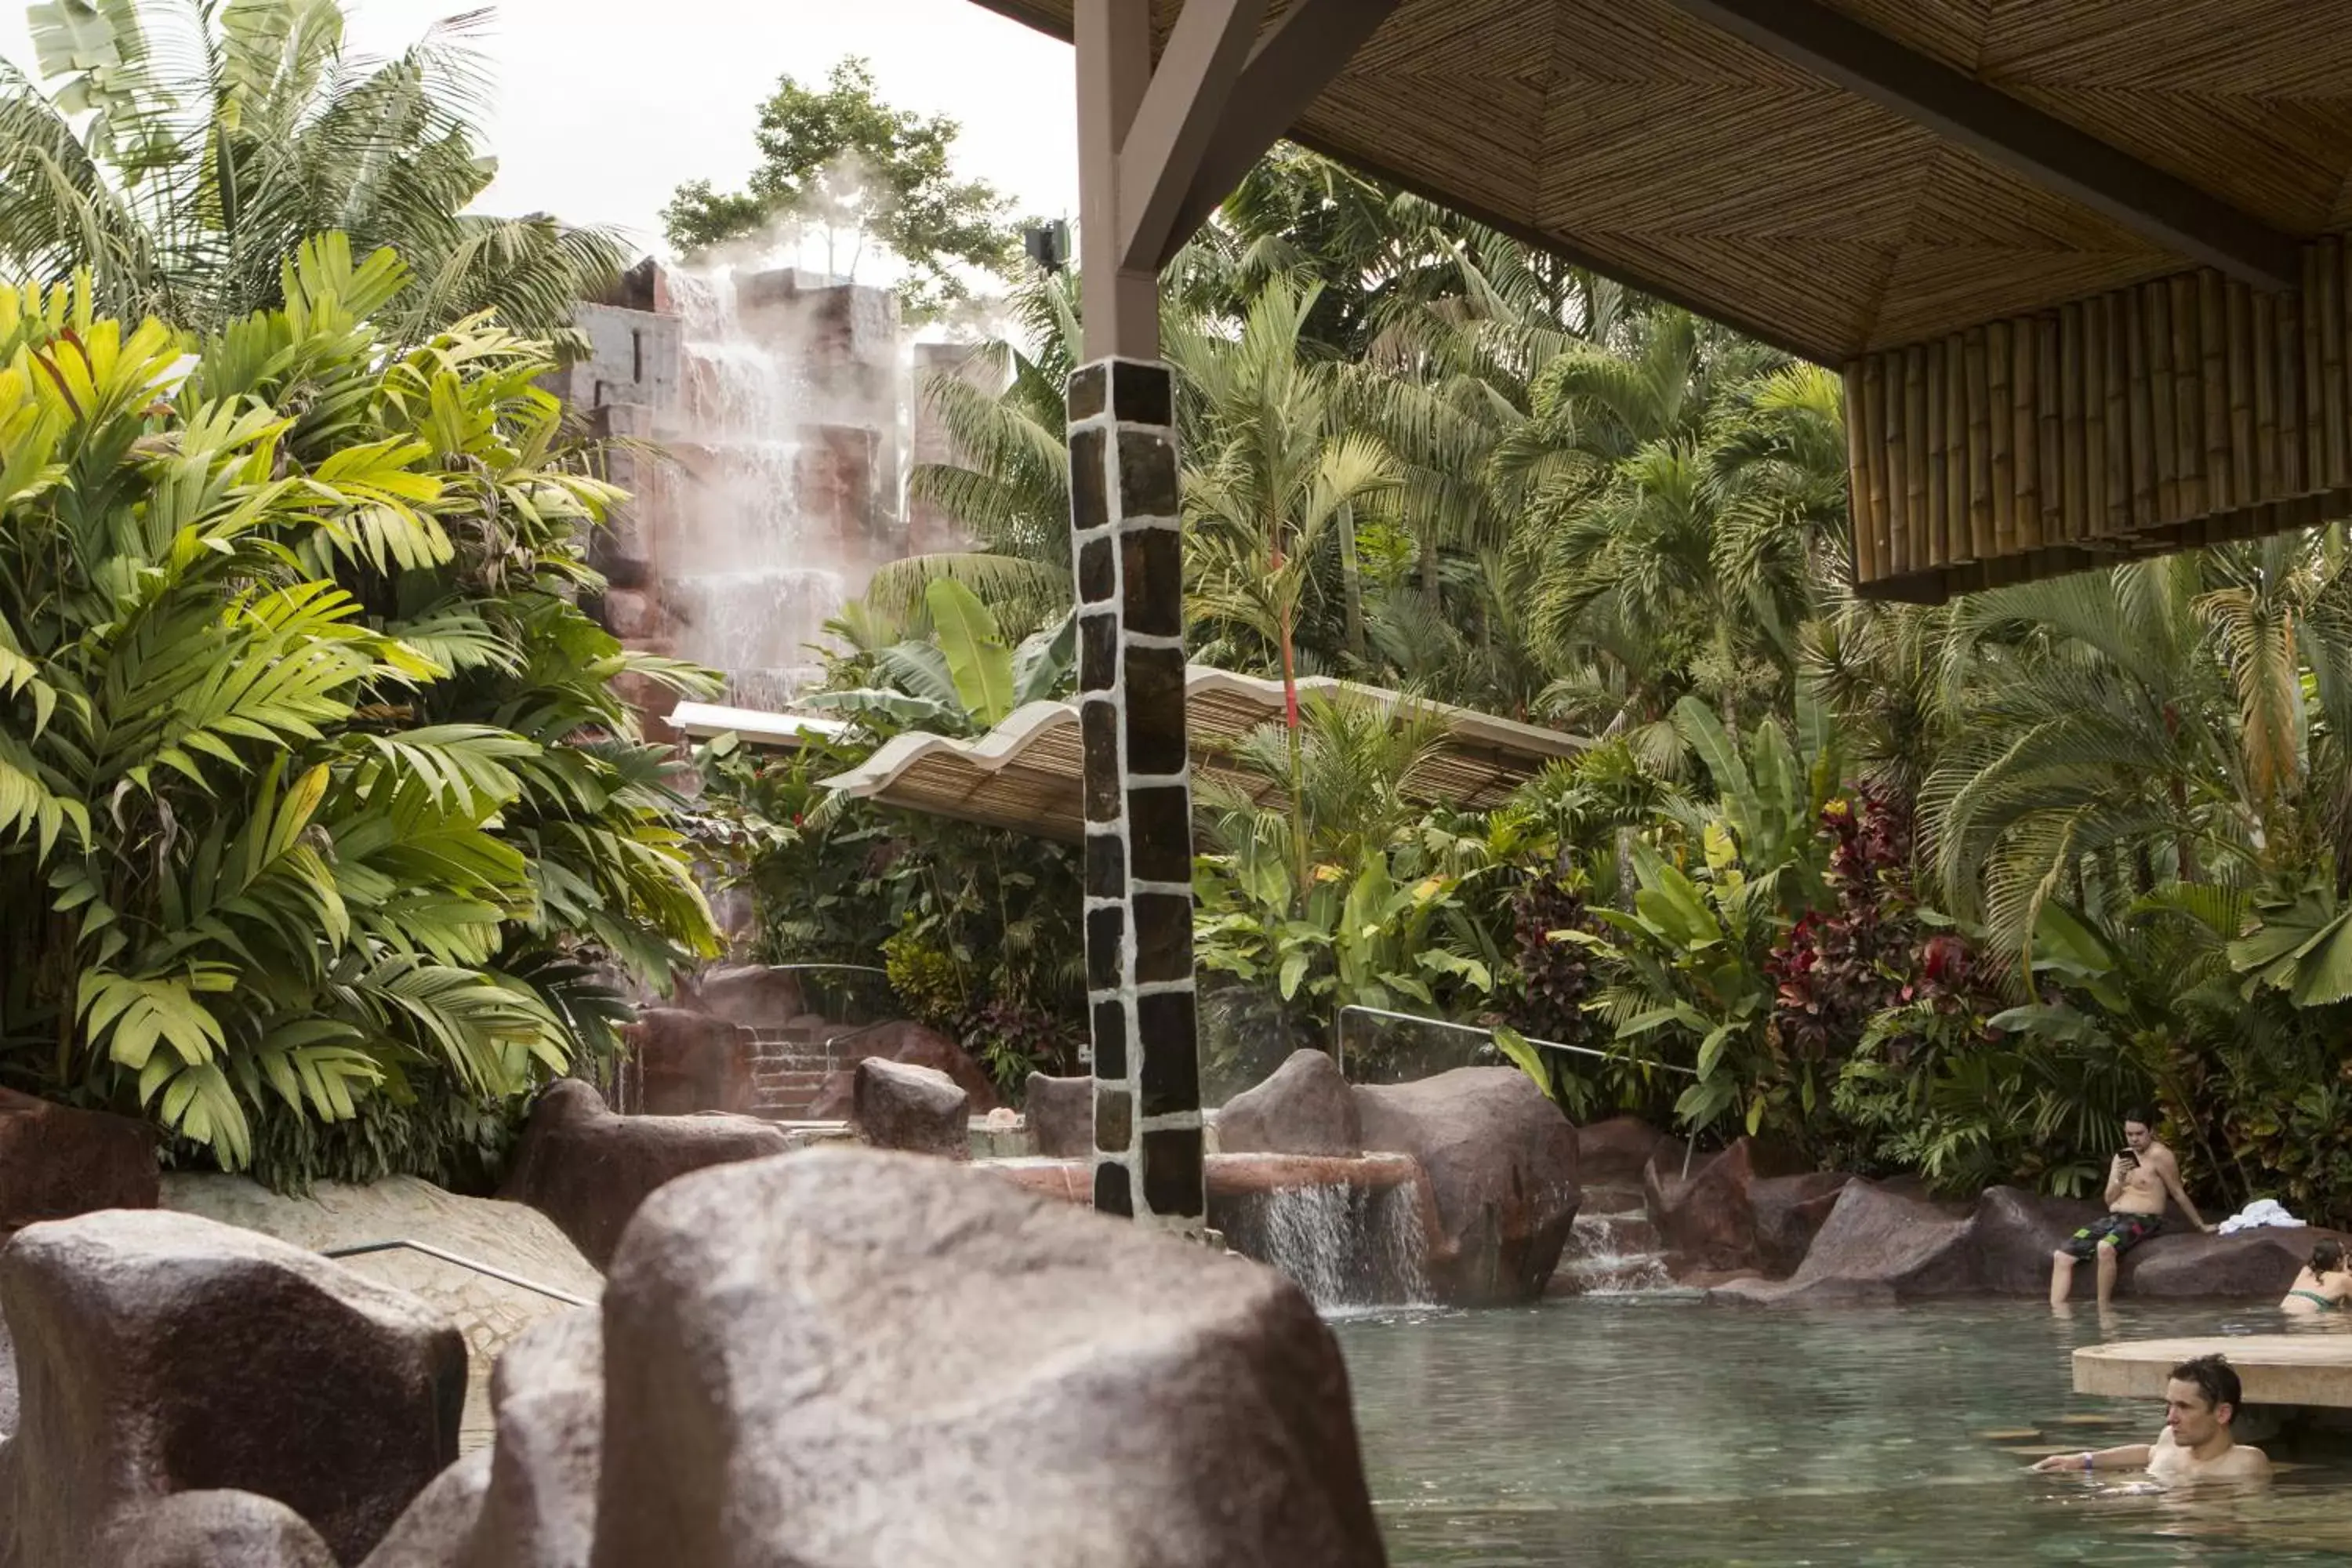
[0,243,717,1185]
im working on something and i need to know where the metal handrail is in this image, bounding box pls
[1334,1004,1697,1081]
[753,964,887,978]
[1334,1004,1702,1181]
[321,1240,594,1308]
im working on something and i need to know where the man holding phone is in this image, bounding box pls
[2049,1109,2215,1307]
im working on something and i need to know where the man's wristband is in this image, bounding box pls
[2081,1451,2095,1472]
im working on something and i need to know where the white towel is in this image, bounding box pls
[2216,1198,2307,1235]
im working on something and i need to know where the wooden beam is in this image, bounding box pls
[1075,0,1159,359]
[1158,0,1405,267]
[1657,0,2301,292]
[1116,0,1271,275]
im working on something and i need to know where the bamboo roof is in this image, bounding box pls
[974,0,2352,365]
[818,667,1587,842]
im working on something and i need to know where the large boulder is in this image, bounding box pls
[1215,1050,1362,1157]
[361,1453,492,1568]
[686,965,807,1029]
[1752,1171,1853,1277]
[360,1310,604,1568]
[1972,1186,2101,1294]
[2120,1225,2352,1298]
[593,1147,1388,1567]
[1713,1179,1976,1304]
[499,1081,793,1270]
[626,1008,756,1116]
[1024,1074,1094,1158]
[850,1058,970,1160]
[0,1085,158,1236]
[100,1491,338,1568]
[840,1020,1000,1112]
[0,1208,464,1566]
[1354,1068,1580,1305]
[1644,1139,1760,1275]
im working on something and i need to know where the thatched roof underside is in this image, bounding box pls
[819,668,1586,842]
[975,0,2352,365]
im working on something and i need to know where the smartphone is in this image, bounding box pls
[2118,1150,2140,1168]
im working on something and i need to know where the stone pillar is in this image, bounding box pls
[1068,358,1203,1230]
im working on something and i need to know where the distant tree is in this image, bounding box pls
[662,56,1020,321]
[0,0,626,354]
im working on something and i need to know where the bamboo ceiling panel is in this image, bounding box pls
[971,0,2352,361]
[819,670,1586,841]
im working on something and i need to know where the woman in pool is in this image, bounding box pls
[2279,1238,2352,1315]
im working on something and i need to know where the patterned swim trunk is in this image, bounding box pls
[2061,1210,2162,1259]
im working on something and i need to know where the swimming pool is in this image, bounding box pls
[1334,1298,2352,1565]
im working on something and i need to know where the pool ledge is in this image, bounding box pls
[2074,1336,2352,1406]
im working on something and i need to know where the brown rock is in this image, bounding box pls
[1354,1069,1581,1306]
[1644,1139,1760,1274]
[626,1008,756,1116]
[1024,1074,1094,1159]
[850,1058,971,1160]
[1751,1179,1978,1301]
[1572,1116,1672,1183]
[99,1490,338,1568]
[597,588,662,642]
[2119,1226,2352,1298]
[499,1081,793,1269]
[840,1019,1000,1111]
[0,1209,463,1566]
[593,1147,1388,1568]
[1216,1050,1362,1157]
[359,1451,491,1568]
[687,965,808,1030]
[1752,1171,1853,1277]
[1972,1186,2101,1294]
[0,1086,158,1236]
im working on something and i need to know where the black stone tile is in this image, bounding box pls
[1081,700,1120,822]
[1131,891,1194,984]
[1069,426,1107,532]
[1142,1126,1205,1218]
[1122,646,1186,775]
[1126,786,1193,885]
[1110,360,1172,428]
[1067,364,1107,423]
[1137,992,1200,1116]
[1116,428,1179,518]
[1119,525,1182,638]
[1076,536,1114,603]
[1091,997,1127,1080]
[1094,1085,1133,1154]
[1084,829,1125,901]
[1078,611,1118,694]
[1086,904,1123,993]
[1092,1158,1134,1218]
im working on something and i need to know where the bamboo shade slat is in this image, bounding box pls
[1848,241,2352,602]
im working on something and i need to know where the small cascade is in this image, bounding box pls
[1555,1208,1673,1294]
[1222,1180,1432,1311]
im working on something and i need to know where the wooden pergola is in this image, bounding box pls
[978,0,2352,1225]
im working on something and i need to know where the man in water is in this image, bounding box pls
[2049,1109,2214,1307]
[2031,1353,2270,1484]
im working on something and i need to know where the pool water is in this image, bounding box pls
[1334,1298,2352,1566]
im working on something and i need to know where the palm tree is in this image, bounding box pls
[0,0,623,351]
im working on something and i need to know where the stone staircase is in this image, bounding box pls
[745,1019,847,1120]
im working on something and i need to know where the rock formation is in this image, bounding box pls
[1353,1067,1580,1305]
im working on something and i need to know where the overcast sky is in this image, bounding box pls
[0,0,1082,258]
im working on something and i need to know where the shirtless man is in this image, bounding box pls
[2031,1353,2270,1485]
[2049,1109,2213,1307]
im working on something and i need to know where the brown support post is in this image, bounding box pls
[1067,0,1396,1226]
